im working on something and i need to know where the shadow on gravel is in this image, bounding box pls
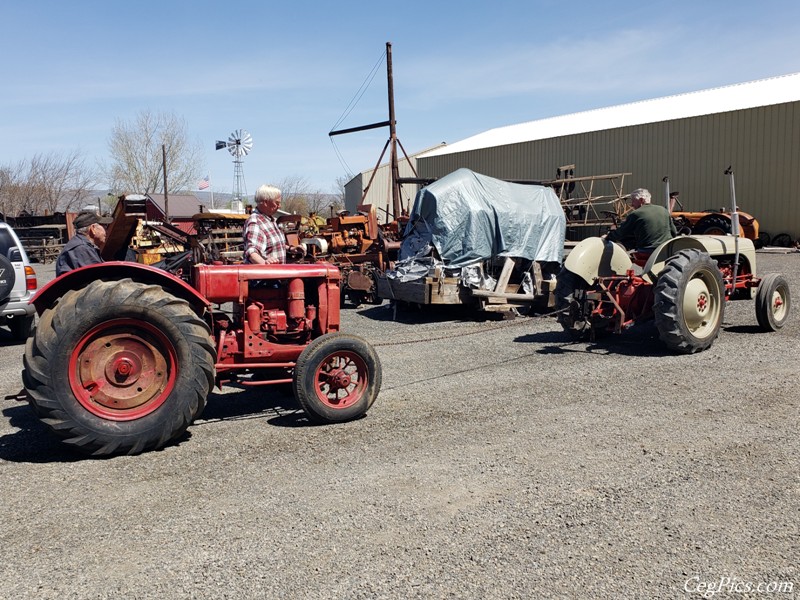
[0,401,88,463]
[515,324,675,358]
[723,324,764,334]
[0,396,199,463]
[0,329,28,347]
[0,383,323,463]
[194,385,311,428]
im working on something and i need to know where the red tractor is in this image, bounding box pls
[555,235,790,353]
[22,260,381,455]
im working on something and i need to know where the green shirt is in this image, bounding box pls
[606,204,677,251]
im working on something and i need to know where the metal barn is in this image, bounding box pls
[415,73,800,243]
[344,143,445,220]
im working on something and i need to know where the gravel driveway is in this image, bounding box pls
[0,253,797,599]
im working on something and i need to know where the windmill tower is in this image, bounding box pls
[216,129,253,205]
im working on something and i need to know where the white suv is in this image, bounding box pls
[0,223,37,341]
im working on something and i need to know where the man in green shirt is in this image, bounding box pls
[604,188,677,252]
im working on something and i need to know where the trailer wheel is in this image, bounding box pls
[755,273,790,331]
[653,249,725,353]
[22,279,215,456]
[554,268,591,339]
[293,333,381,424]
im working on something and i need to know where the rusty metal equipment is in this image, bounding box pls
[294,204,403,306]
[22,255,382,456]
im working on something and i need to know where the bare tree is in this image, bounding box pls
[102,110,204,194]
[334,175,348,206]
[276,175,312,215]
[30,151,96,214]
[307,192,341,217]
[0,151,94,217]
[0,163,24,218]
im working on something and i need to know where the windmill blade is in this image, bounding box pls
[227,132,241,157]
[240,130,253,155]
[226,129,252,158]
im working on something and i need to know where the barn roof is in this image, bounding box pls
[419,72,800,158]
[147,193,205,219]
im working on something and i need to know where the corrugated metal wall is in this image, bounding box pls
[418,101,800,240]
[344,155,421,221]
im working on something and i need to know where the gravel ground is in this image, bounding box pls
[0,252,797,599]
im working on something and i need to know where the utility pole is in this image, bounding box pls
[162,144,169,222]
[386,42,402,219]
[329,41,418,221]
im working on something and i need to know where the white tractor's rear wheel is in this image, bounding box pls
[653,249,725,354]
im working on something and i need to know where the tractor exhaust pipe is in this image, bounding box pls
[725,166,740,294]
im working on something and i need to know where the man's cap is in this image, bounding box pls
[73,210,113,229]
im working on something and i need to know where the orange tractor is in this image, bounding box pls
[668,190,761,244]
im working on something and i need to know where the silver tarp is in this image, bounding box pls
[400,168,566,268]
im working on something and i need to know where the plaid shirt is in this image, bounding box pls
[243,208,287,263]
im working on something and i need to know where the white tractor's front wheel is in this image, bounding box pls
[755,273,790,331]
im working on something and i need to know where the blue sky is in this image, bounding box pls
[2,0,800,195]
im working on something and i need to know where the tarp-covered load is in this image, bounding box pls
[400,168,566,267]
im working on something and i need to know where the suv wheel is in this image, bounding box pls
[0,255,16,302]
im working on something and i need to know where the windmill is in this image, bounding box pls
[215,129,253,204]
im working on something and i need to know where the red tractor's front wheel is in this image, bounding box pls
[23,279,215,456]
[293,333,381,423]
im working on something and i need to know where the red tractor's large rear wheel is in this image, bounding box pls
[653,249,725,354]
[22,279,215,456]
[293,333,381,424]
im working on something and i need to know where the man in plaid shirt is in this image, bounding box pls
[243,185,290,264]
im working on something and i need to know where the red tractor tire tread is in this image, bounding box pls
[23,279,215,456]
[293,333,381,424]
[653,249,725,354]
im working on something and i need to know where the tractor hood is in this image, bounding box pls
[401,169,566,268]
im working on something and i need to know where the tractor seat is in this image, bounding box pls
[631,251,652,267]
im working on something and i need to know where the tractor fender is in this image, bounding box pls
[32,261,210,316]
[564,237,633,285]
[642,235,757,286]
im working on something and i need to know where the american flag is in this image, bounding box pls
[198,176,210,190]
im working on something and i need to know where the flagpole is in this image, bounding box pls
[211,183,215,210]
